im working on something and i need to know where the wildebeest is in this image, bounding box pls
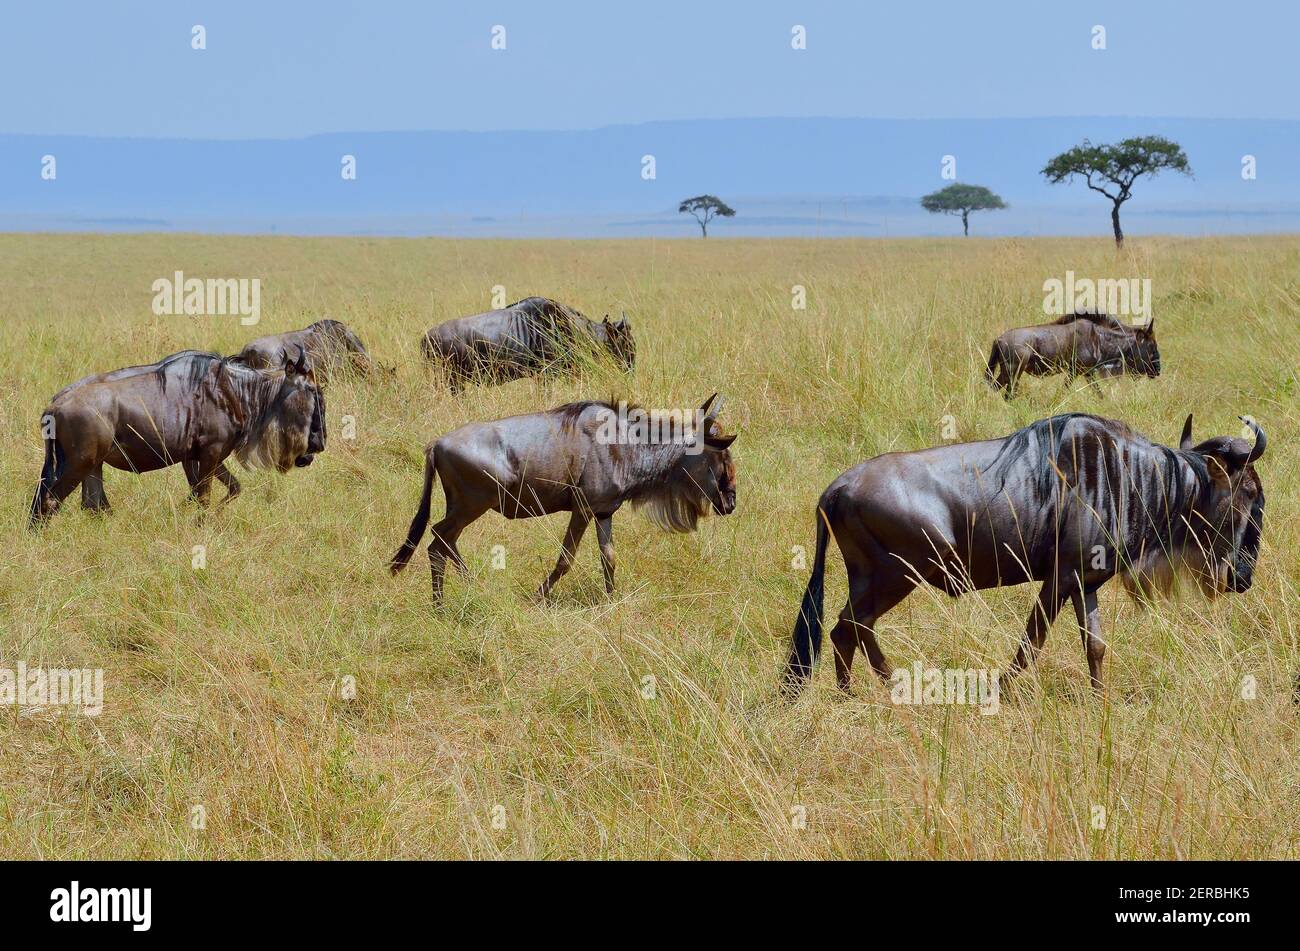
[985,312,1160,396]
[421,296,635,390]
[389,394,736,603]
[783,412,1266,696]
[30,349,326,524]
[234,319,372,385]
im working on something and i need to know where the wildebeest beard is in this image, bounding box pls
[982,414,1235,599]
[232,371,319,473]
[633,465,711,533]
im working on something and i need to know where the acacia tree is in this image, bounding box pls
[1041,136,1191,247]
[678,195,735,238]
[919,184,1006,236]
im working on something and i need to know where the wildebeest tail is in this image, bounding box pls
[29,429,65,528]
[783,503,832,696]
[389,451,436,574]
[984,341,1005,388]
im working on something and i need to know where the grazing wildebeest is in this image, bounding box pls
[985,312,1160,396]
[30,349,326,524]
[389,394,736,603]
[421,296,635,390]
[234,318,372,385]
[783,412,1266,696]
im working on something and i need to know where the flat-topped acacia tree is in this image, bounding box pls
[1041,136,1192,247]
[678,195,735,238]
[920,184,1006,236]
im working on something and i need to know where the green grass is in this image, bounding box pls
[1,233,1296,859]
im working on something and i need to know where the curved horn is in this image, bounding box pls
[1179,414,1194,450]
[1237,416,1266,464]
[700,393,718,418]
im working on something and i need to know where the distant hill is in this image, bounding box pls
[3,117,1299,236]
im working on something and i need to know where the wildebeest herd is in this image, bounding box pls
[29,296,1268,698]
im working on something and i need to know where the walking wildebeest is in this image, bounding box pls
[234,318,372,385]
[421,296,635,390]
[783,412,1266,696]
[30,349,326,524]
[389,395,736,603]
[985,312,1160,397]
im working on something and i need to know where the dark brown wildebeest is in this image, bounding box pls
[421,296,635,390]
[234,318,372,385]
[985,312,1160,397]
[389,395,736,603]
[783,412,1266,696]
[30,349,326,524]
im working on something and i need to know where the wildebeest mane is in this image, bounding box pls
[1052,310,1130,331]
[985,413,1212,594]
[556,399,712,533]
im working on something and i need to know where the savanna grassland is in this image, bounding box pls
[0,233,1297,859]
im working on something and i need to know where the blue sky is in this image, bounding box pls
[4,0,1298,138]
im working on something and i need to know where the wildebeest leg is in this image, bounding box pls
[830,574,912,691]
[1002,579,1069,688]
[535,510,590,601]
[80,464,110,512]
[427,507,480,603]
[214,463,242,504]
[32,452,91,523]
[1003,357,1021,399]
[184,452,225,508]
[1071,588,1106,691]
[595,516,615,594]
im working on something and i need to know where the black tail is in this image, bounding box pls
[782,504,832,696]
[389,452,436,573]
[984,343,1005,388]
[29,431,64,528]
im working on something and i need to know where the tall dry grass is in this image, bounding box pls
[0,233,1296,858]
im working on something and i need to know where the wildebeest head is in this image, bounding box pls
[1180,414,1266,595]
[1124,319,1161,377]
[601,313,636,371]
[236,347,327,472]
[312,318,372,374]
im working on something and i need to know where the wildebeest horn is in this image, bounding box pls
[1235,416,1267,465]
[1179,414,1194,450]
[701,393,725,421]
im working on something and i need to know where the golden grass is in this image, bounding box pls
[0,233,1296,859]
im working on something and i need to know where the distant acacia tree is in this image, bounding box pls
[920,184,1006,236]
[1042,136,1192,247]
[678,195,735,238]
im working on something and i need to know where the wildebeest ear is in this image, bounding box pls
[1179,414,1194,450]
[705,432,736,451]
